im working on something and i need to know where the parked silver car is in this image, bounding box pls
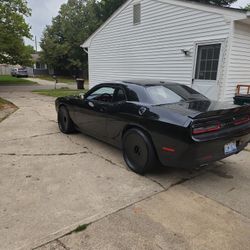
[11,68,28,77]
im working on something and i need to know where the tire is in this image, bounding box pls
[58,106,75,134]
[122,128,158,175]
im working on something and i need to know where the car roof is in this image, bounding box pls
[112,79,181,87]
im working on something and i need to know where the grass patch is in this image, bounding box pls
[0,97,9,108]
[0,97,17,122]
[32,88,86,97]
[0,75,37,85]
[64,223,90,236]
[73,224,89,233]
[37,75,85,84]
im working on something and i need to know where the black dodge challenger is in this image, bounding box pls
[55,80,250,174]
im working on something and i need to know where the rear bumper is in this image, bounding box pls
[156,132,250,169]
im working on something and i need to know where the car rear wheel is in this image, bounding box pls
[122,128,157,175]
[58,106,75,134]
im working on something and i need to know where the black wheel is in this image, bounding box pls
[122,128,158,174]
[58,106,75,134]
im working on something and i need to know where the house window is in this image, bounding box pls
[36,62,46,69]
[195,44,221,80]
[133,3,141,25]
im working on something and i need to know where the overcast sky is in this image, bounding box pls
[25,0,67,50]
[25,0,250,51]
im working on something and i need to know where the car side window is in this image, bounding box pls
[113,88,126,102]
[86,87,115,103]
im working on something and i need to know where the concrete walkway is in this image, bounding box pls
[0,91,250,250]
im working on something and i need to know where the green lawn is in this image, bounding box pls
[0,75,37,85]
[37,75,76,84]
[37,75,74,84]
[32,88,86,98]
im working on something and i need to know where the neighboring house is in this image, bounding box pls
[0,53,49,77]
[81,0,250,102]
[31,53,49,76]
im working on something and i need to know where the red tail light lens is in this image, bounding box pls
[192,122,221,135]
[233,115,250,126]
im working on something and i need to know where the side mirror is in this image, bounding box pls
[79,93,85,100]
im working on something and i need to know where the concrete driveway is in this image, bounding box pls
[0,90,250,250]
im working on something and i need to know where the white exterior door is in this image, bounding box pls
[192,43,222,100]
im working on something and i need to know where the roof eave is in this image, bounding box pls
[80,41,90,48]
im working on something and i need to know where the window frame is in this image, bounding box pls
[194,43,222,81]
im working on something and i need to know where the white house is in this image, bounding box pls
[81,0,250,102]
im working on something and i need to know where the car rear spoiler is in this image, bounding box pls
[189,104,250,120]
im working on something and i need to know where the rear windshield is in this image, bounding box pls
[146,84,207,105]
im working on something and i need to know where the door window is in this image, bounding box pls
[195,44,221,80]
[86,86,115,103]
[113,88,126,102]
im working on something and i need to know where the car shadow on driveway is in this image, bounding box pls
[65,131,221,191]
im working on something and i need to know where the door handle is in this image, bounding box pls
[100,107,107,112]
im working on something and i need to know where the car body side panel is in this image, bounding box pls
[55,84,250,169]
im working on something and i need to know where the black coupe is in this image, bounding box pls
[55,80,250,174]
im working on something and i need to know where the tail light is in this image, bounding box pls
[192,122,221,135]
[233,115,250,126]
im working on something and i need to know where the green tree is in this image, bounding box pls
[243,4,250,10]
[0,0,32,65]
[40,0,128,75]
[40,0,101,74]
[98,0,127,22]
[190,0,236,6]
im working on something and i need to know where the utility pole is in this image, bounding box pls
[35,36,38,52]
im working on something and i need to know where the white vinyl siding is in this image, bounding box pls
[224,21,250,102]
[88,0,230,95]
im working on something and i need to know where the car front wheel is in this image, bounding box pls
[58,106,75,134]
[122,128,157,175]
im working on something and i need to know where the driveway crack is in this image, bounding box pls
[56,239,70,250]
[0,132,60,143]
[0,151,88,157]
[145,176,167,190]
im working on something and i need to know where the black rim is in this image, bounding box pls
[124,132,148,171]
[58,108,68,132]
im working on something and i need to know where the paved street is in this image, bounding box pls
[0,89,250,250]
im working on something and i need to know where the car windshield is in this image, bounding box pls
[146,84,207,105]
